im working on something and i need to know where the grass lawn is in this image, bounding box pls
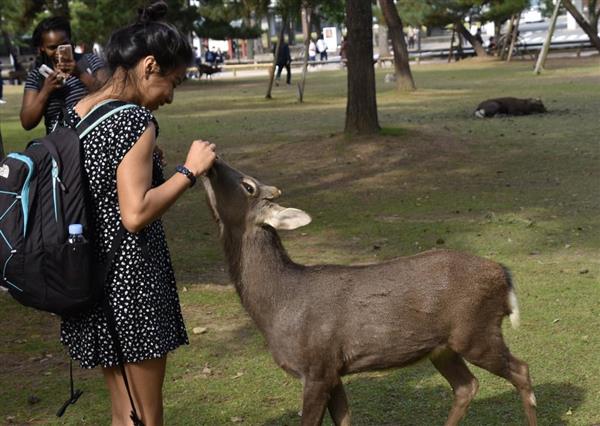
[0,56,599,425]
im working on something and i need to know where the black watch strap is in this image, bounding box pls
[176,164,197,187]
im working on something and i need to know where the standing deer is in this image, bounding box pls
[201,159,537,426]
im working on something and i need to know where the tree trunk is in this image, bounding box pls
[312,12,322,37]
[267,12,275,39]
[506,14,521,62]
[247,15,255,60]
[288,19,296,45]
[344,0,380,134]
[535,0,562,74]
[455,22,487,57]
[378,24,390,56]
[298,5,311,103]
[266,17,286,99]
[562,0,600,52]
[500,15,516,59]
[379,0,415,91]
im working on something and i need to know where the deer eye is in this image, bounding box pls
[241,181,255,195]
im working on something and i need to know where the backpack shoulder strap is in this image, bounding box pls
[76,100,138,139]
[36,101,137,170]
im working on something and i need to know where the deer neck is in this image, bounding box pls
[222,225,298,330]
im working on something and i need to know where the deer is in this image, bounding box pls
[200,159,537,426]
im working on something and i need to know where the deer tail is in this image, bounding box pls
[502,265,520,329]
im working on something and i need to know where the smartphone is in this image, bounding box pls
[57,44,73,63]
[39,64,53,78]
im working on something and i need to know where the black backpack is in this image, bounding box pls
[0,100,147,425]
[0,100,135,315]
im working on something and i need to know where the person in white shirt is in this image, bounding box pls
[316,35,327,61]
[308,39,317,62]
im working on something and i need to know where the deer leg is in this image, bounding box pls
[327,381,351,426]
[430,349,479,426]
[301,379,333,426]
[460,338,537,426]
[507,354,537,426]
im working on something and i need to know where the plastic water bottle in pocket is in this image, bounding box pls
[67,224,87,249]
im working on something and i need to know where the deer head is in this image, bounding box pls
[201,159,312,236]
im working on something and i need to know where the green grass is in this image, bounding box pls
[1,56,599,425]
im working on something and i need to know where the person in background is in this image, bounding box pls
[339,36,348,67]
[408,28,416,49]
[205,46,217,67]
[60,1,217,424]
[316,35,328,62]
[488,36,497,54]
[308,38,317,63]
[20,16,108,134]
[215,48,224,66]
[274,39,292,85]
[475,27,484,46]
[0,59,5,104]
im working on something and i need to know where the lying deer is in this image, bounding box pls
[201,159,537,426]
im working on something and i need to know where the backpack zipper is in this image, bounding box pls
[52,159,60,222]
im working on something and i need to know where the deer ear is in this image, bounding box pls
[263,206,312,230]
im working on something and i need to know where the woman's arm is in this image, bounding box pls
[117,122,216,233]
[20,72,62,130]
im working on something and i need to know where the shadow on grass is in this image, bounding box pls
[263,381,583,426]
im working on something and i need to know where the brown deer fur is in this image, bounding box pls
[201,159,537,426]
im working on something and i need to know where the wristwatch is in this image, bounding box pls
[175,164,197,187]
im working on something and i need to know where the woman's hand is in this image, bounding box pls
[57,58,78,76]
[40,71,64,94]
[183,140,217,177]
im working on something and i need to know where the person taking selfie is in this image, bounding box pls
[20,16,108,134]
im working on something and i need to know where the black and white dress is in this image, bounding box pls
[60,105,189,369]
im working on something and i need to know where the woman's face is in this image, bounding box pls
[138,63,187,111]
[39,30,70,66]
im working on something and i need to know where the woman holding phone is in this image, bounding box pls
[20,16,109,134]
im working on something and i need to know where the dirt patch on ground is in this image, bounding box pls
[229,127,473,194]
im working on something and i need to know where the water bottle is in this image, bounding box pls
[67,224,87,249]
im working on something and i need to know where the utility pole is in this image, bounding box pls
[534,0,562,74]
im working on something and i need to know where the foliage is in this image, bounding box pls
[70,0,206,45]
[421,0,486,27]
[195,0,269,40]
[481,0,529,24]
[397,0,433,27]
[316,0,346,24]
[0,0,29,45]
[69,0,143,46]
[397,0,528,28]
[540,0,565,18]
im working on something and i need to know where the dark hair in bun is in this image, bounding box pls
[104,1,192,76]
[137,1,168,23]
